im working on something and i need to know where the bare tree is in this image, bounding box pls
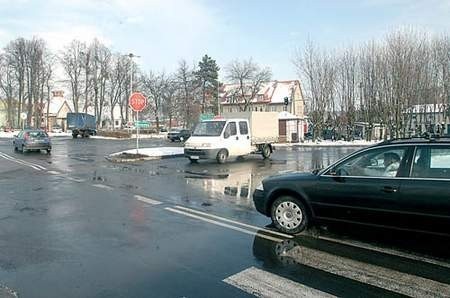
[176,60,196,128]
[108,54,129,129]
[142,71,168,130]
[0,53,17,126]
[225,59,272,112]
[294,41,335,140]
[61,40,85,113]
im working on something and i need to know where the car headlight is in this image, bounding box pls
[201,143,212,148]
[255,182,264,191]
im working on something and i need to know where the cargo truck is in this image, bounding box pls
[184,112,278,164]
[67,113,96,138]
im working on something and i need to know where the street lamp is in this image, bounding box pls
[126,53,140,122]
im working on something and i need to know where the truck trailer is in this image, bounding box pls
[184,112,278,164]
[67,113,96,138]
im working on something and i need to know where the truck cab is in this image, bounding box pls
[184,117,272,164]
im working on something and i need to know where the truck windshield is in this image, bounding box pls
[193,121,226,136]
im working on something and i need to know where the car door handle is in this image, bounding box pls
[247,136,250,140]
[382,186,398,193]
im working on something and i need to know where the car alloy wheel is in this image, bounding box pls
[271,196,308,234]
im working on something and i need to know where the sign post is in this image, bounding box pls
[20,112,27,130]
[128,92,148,154]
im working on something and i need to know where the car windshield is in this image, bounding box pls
[28,131,48,138]
[192,121,226,136]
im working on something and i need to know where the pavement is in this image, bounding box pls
[0,136,449,297]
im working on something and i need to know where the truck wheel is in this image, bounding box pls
[271,196,308,234]
[72,133,78,139]
[216,149,228,164]
[262,145,271,159]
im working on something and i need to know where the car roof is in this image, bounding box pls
[374,136,450,146]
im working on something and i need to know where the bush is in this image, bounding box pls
[97,130,132,138]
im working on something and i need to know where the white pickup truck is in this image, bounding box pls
[184,112,279,164]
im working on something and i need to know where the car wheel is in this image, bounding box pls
[262,145,271,159]
[14,146,18,152]
[216,149,228,164]
[189,158,198,163]
[46,149,51,154]
[271,196,308,234]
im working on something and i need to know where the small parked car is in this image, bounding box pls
[52,125,63,133]
[253,137,450,236]
[13,129,52,154]
[168,129,191,142]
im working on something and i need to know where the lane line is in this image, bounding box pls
[281,243,450,297]
[135,195,162,205]
[65,176,85,183]
[165,207,283,242]
[92,184,114,190]
[47,170,62,175]
[0,153,42,171]
[224,266,336,298]
[317,235,450,269]
[173,205,293,239]
[0,152,47,170]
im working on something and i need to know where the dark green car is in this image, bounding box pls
[253,137,450,236]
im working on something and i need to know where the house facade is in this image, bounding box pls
[220,80,308,142]
[219,80,305,118]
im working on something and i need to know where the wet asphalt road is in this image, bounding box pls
[0,136,449,298]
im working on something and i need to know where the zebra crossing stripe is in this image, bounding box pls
[224,267,336,298]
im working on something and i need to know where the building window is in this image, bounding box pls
[271,106,277,112]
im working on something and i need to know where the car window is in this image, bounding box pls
[411,146,450,179]
[239,121,248,135]
[224,122,237,137]
[331,147,407,177]
[29,131,48,138]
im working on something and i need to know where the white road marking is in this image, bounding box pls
[47,170,62,175]
[0,152,47,170]
[135,195,162,205]
[224,266,336,298]
[92,184,114,190]
[317,235,450,269]
[173,205,293,239]
[281,244,450,298]
[65,176,85,183]
[165,207,283,242]
[0,152,42,171]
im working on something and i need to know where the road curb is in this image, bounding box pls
[105,153,185,163]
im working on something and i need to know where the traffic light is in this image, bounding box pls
[284,97,289,105]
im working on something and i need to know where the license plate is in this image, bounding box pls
[190,156,199,160]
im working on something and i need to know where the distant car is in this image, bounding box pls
[160,127,168,132]
[13,129,52,154]
[253,137,450,236]
[168,129,191,142]
[52,125,63,133]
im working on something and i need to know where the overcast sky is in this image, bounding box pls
[0,0,448,80]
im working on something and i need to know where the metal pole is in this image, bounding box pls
[217,82,220,115]
[130,55,133,123]
[136,110,139,154]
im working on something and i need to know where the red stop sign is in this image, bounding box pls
[129,92,147,112]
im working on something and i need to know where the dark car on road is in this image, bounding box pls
[253,137,450,236]
[168,129,191,142]
[13,129,52,154]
